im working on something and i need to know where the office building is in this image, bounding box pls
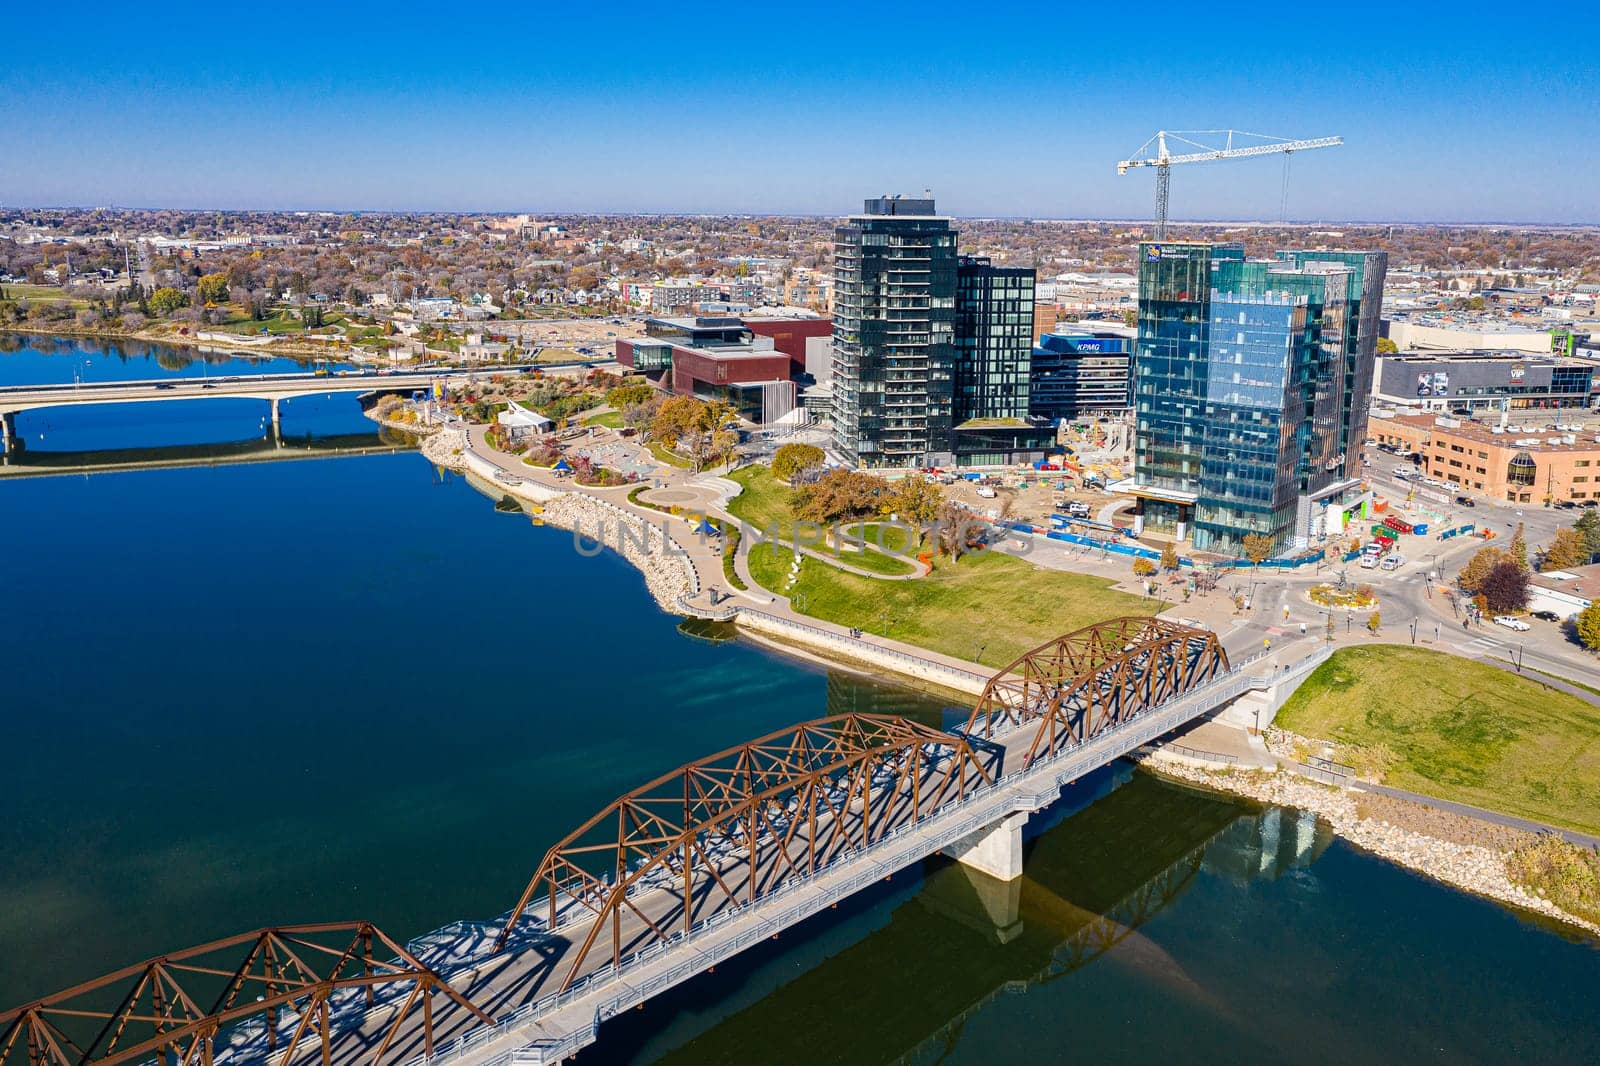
[1030,331,1133,420]
[1369,412,1600,505]
[1132,242,1389,555]
[832,196,1048,468]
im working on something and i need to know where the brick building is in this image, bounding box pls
[1370,412,1600,504]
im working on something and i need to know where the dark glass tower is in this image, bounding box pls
[831,196,958,468]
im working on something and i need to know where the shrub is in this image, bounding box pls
[1506,835,1600,925]
[1367,611,1381,633]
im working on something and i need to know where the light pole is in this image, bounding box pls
[1410,616,1418,645]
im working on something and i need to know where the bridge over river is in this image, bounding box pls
[1,618,1331,1066]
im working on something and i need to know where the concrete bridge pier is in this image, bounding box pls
[943,811,1030,881]
[269,398,281,445]
[1,411,14,457]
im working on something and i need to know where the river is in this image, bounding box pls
[2,336,1597,1063]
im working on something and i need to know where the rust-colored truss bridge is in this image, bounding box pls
[2,617,1233,1066]
[962,615,1229,768]
[0,923,494,1066]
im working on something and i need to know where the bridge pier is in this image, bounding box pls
[1,411,13,457]
[269,397,281,444]
[943,811,1029,882]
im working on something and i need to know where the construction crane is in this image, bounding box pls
[1117,130,1342,240]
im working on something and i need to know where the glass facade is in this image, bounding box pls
[955,257,1034,422]
[1030,333,1132,420]
[1134,242,1386,556]
[831,199,958,468]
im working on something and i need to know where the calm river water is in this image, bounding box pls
[2,336,1597,1063]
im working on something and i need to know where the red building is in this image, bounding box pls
[616,315,830,423]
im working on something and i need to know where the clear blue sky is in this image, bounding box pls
[4,1,1596,223]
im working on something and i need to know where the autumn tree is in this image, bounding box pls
[1367,611,1382,633]
[1160,541,1179,571]
[1459,546,1510,593]
[1541,528,1589,572]
[196,272,230,304]
[1241,533,1275,564]
[1132,557,1156,577]
[793,469,891,525]
[1376,337,1399,354]
[771,442,825,482]
[605,383,655,409]
[148,287,186,316]
[1479,561,1530,614]
[893,473,944,530]
[1575,601,1600,653]
[650,395,708,449]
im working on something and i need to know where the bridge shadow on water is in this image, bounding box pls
[0,426,418,478]
[580,765,1330,1066]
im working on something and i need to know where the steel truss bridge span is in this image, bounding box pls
[0,924,494,1066]
[2,617,1261,1066]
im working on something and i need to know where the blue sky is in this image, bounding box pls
[4,1,1597,222]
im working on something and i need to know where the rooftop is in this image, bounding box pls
[1375,412,1600,452]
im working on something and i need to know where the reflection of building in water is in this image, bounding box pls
[1202,805,1332,884]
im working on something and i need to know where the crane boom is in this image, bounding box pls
[1116,130,1342,239]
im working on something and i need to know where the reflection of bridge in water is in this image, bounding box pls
[1,619,1332,1066]
[636,767,1330,1066]
[0,428,419,479]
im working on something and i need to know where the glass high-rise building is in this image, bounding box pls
[1132,242,1387,556]
[831,198,1049,468]
[831,196,958,468]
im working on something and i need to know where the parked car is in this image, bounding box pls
[1455,495,1476,507]
[1380,555,1403,572]
[1359,554,1380,569]
[1530,610,1561,622]
[1493,615,1532,632]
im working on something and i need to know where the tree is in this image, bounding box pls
[1132,557,1156,577]
[148,287,186,316]
[1367,611,1382,633]
[1376,337,1399,354]
[793,469,891,524]
[1509,523,1529,570]
[1160,541,1179,571]
[1459,546,1510,593]
[1241,533,1275,565]
[1575,601,1600,653]
[197,272,230,304]
[1479,561,1530,614]
[893,473,944,531]
[1575,510,1600,559]
[1541,528,1589,572]
[605,383,655,410]
[771,442,825,482]
[650,395,708,448]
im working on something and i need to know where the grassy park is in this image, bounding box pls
[747,542,1149,667]
[583,410,624,428]
[1276,646,1600,835]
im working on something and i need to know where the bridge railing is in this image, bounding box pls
[393,650,1293,1066]
[732,607,994,687]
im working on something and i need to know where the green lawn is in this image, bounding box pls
[849,521,919,555]
[1276,646,1600,835]
[584,410,624,428]
[747,542,1149,668]
[648,441,692,468]
[4,283,75,303]
[726,464,797,534]
[831,544,916,576]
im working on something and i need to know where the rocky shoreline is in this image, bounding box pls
[538,493,695,612]
[1137,750,1600,939]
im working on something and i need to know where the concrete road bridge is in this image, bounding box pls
[0,367,524,455]
[1,617,1331,1066]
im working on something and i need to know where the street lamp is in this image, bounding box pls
[1409,616,1418,645]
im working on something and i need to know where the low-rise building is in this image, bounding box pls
[617,316,820,423]
[497,401,554,442]
[1374,350,1595,413]
[1527,563,1599,622]
[1370,412,1600,504]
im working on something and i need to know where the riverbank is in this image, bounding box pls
[1137,749,1600,940]
[4,321,352,361]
